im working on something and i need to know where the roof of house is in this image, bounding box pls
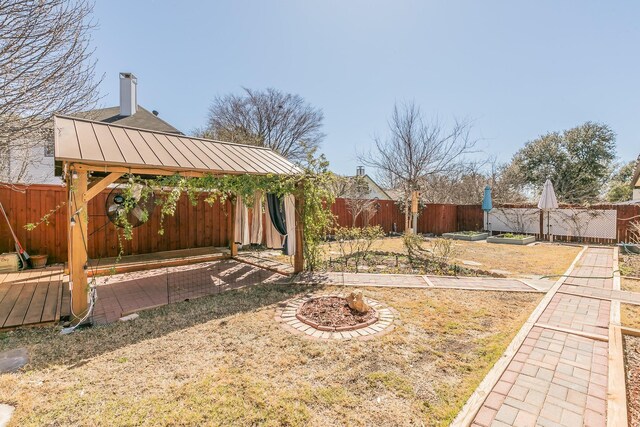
[384,188,403,201]
[361,174,393,200]
[344,174,393,200]
[54,115,300,176]
[74,106,181,134]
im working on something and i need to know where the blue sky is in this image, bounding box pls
[91,1,639,175]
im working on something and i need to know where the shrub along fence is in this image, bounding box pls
[2,184,640,263]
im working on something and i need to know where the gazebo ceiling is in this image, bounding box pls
[54,115,300,176]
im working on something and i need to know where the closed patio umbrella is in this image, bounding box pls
[537,179,559,240]
[482,185,492,231]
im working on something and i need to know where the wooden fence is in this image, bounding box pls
[3,184,640,263]
[456,205,485,232]
[331,198,406,232]
[0,185,230,263]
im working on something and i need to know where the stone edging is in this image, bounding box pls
[274,293,398,341]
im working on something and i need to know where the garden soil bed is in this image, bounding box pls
[621,254,640,286]
[625,334,640,426]
[258,237,581,277]
[296,296,377,331]
[323,251,504,277]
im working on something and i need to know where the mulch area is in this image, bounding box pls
[297,296,376,328]
[620,253,640,277]
[625,334,640,426]
[323,251,502,277]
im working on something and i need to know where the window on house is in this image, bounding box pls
[44,141,54,157]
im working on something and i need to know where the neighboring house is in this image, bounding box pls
[631,156,640,201]
[4,72,181,185]
[384,188,403,202]
[345,166,393,201]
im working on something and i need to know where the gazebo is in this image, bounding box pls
[53,115,303,323]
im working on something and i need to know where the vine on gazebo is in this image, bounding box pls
[116,151,336,271]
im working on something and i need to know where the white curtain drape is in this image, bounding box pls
[284,194,296,256]
[250,191,263,245]
[234,195,250,246]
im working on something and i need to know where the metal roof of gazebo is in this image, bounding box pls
[54,115,300,176]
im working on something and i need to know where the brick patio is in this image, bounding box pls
[91,259,284,324]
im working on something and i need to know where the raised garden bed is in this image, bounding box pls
[442,231,488,241]
[486,233,535,245]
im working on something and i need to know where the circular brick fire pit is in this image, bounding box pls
[296,295,379,332]
[275,293,397,341]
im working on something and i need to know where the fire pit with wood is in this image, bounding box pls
[296,290,378,332]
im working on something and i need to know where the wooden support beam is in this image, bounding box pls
[294,185,305,273]
[607,247,628,426]
[229,197,238,257]
[72,163,245,178]
[69,169,89,322]
[83,172,123,202]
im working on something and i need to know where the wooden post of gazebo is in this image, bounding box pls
[68,166,123,323]
[69,168,89,320]
[294,186,304,273]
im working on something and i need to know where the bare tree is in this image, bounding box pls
[338,175,378,227]
[0,0,101,185]
[423,158,526,205]
[422,160,487,204]
[329,173,351,199]
[359,101,477,228]
[203,87,325,162]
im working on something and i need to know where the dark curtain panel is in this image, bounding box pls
[267,193,289,254]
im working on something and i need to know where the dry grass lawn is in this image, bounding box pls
[0,283,540,426]
[621,277,640,294]
[319,237,581,277]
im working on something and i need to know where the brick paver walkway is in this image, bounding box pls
[468,247,617,427]
[559,284,640,306]
[291,271,552,292]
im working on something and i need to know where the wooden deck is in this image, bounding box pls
[0,266,69,330]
